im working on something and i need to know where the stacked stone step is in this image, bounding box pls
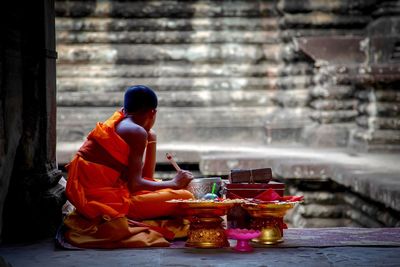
[305,65,359,147]
[276,0,376,147]
[352,83,400,152]
[286,181,400,228]
[349,1,400,152]
[285,181,357,228]
[55,0,294,164]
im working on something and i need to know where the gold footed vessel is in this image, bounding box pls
[251,224,283,245]
[242,202,295,245]
[185,217,229,248]
[173,201,234,248]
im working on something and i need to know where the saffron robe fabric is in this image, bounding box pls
[64,111,193,248]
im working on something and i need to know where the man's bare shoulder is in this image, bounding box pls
[115,118,147,144]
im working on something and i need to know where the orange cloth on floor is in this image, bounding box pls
[64,212,170,249]
[64,111,194,247]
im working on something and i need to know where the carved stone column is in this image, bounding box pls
[0,0,65,242]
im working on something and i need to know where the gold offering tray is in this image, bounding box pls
[167,198,247,205]
[167,199,245,217]
[242,201,298,218]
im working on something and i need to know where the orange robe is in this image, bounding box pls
[64,111,193,248]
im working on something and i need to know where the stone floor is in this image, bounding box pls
[2,228,400,267]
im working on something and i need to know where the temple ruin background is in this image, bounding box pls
[54,0,400,229]
[1,0,399,242]
[55,0,400,159]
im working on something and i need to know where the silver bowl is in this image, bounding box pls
[186,177,222,199]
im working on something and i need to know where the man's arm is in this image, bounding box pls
[142,129,157,179]
[116,122,193,193]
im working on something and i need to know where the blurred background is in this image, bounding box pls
[54,0,400,229]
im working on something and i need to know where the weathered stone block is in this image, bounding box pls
[273,89,310,107]
[344,208,384,227]
[311,85,354,100]
[277,0,378,14]
[55,1,97,17]
[280,29,365,41]
[279,43,309,62]
[310,99,357,111]
[356,116,400,130]
[57,90,277,108]
[279,12,371,29]
[367,16,400,36]
[310,110,358,123]
[57,63,283,78]
[351,128,400,145]
[57,106,274,143]
[297,203,346,218]
[331,165,400,212]
[289,212,356,228]
[278,62,313,76]
[358,102,400,117]
[56,43,283,64]
[301,123,353,147]
[356,89,400,102]
[276,75,314,90]
[263,107,313,144]
[372,1,400,17]
[55,1,277,18]
[274,160,331,180]
[343,193,400,227]
[56,76,280,93]
[56,17,279,32]
[56,30,281,44]
[288,187,342,204]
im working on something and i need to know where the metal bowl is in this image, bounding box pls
[186,177,222,199]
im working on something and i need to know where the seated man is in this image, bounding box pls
[63,85,194,248]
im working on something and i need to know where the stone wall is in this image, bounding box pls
[275,0,377,147]
[55,0,400,161]
[55,0,290,163]
[291,0,400,151]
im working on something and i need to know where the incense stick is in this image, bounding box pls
[166,152,181,172]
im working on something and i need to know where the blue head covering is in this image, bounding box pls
[123,85,158,113]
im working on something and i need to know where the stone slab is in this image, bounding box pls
[310,99,357,111]
[277,0,378,14]
[55,1,277,18]
[56,43,283,64]
[56,30,281,44]
[56,63,284,78]
[310,110,358,123]
[56,76,281,93]
[2,228,400,267]
[330,165,400,213]
[301,123,353,147]
[349,128,400,151]
[356,116,400,130]
[279,12,371,29]
[57,90,277,108]
[56,17,279,32]
[56,106,274,142]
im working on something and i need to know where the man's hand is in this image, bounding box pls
[172,170,194,189]
[147,129,157,143]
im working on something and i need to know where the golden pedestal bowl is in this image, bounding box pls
[242,202,295,245]
[169,200,235,248]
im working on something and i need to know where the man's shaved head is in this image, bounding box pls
[124,85,158,113]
